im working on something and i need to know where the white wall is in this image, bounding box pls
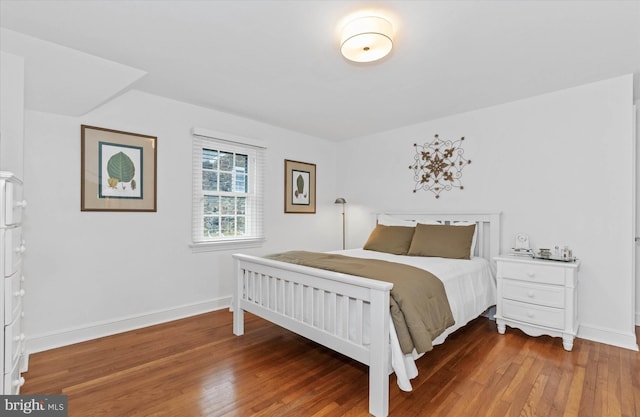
[23,90,339,352]
[337,75,637,350]
[0,51,24,177]
[17,66,639,353]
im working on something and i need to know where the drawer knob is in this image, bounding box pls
[526,271,535,277]
[13,376,25,387]
[15,200,27,209]
[527,290,535,298]
[14,333,25,342]
[15,245,26,254]
[527,311,534,318]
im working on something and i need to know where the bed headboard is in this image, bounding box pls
[376,212,501,263]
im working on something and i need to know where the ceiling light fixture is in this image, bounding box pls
[340,16,393,63]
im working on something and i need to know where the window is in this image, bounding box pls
[192,130,265,250]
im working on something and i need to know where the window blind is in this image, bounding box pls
[192,131,265,247]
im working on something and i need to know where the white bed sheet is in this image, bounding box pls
[335,249,497,391]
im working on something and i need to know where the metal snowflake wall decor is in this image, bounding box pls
[409,134,471,198]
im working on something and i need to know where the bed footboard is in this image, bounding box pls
[233,253,393,417]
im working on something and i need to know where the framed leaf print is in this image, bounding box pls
[81,125,157,212]
[284,159,316,213]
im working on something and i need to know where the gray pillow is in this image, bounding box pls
[407,223,475,259]
[363,224,415,255]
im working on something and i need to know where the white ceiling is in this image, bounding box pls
[1,0,639,141]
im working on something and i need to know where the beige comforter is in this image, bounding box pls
[264,251,455,354]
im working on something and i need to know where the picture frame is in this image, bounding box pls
[81,125,157,212]
[284,159,316,213]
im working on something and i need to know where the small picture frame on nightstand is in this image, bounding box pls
[509,233,533,257]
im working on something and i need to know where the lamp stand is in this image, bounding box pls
[340,205,346,250]
[334,197,347,250]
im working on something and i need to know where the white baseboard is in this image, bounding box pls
[578,323,639,351]
[26,297,231,354]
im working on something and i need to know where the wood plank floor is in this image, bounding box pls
[21,310,640,417]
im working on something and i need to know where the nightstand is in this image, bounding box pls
[494,255,580,351]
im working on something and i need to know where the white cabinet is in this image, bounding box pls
[0,172,27,393]
[494,256,580,351]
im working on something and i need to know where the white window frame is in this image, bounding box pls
[191,128,265,252]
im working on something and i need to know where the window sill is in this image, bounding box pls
[190,238,265,253]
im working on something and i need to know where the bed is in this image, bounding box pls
[232,212,501,417]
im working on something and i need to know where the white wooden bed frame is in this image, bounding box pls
[232,212,501,417]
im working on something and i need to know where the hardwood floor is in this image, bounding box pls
[21,310,640,417]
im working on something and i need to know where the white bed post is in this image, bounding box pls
[233,259,245,336]
[368,287,390,417]
[489,213,501,260]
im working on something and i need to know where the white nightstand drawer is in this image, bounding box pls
[4,311,24,366]
[502,299,564,330]
[4,268,25,323]
[3,226,24,278]
[500,262,565,286]
[502,279,565,308]
[4,358,25,395]
[2,179,25,227]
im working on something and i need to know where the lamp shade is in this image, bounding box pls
[334,197,347,204]
[340,16,393,63]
